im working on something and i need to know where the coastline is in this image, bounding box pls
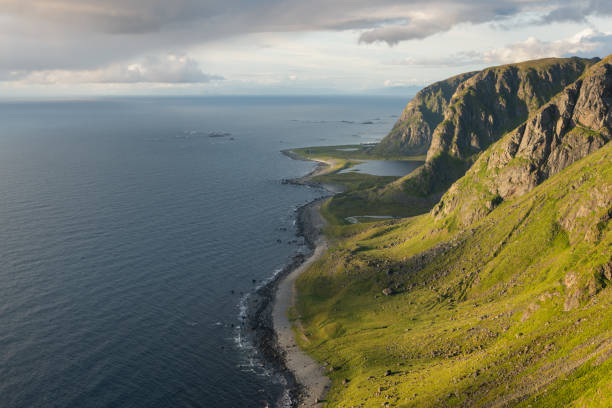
[280,150,346,193]
[244,151,337,407]
[271,200,331,408]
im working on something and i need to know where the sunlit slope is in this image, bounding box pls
[295,142,612,407]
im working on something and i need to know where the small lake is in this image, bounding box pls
[340,159,423,177]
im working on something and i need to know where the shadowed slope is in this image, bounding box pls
[375,71,477,156]
[387,57,599,201]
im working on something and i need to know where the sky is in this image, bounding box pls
[1,0,612,96]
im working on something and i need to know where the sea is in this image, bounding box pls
[0,95,410,407]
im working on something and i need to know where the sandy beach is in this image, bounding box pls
[272,200,331,407]
[280,150,345,193]
[244,153,338,407]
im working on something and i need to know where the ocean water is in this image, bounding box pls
[0,96,407,408]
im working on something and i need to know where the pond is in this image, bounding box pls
[340,159,423,177]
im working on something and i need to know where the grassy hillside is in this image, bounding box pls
[293,142,612,407]
[286,146,429,225]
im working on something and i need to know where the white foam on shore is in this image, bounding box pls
[232,186,328,405]
[232,238,312,407]
[234,292,273,381]
[233,262,291,367]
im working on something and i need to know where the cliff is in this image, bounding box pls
[374,72,477,156]
[387,57,599,199]
[434,55,611,226]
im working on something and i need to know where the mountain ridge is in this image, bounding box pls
[433,55,612,226]
[374,71,478,156]
[381,56,600,201]
[290,53,612,407]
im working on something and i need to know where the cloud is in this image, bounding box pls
[395,51,484,67]
[2,54,223,84]
[396,29,612,67]
[535,0,612,24]
[359,21,450,46]
[1,0,612,70]
[0,0,611,89]
[482,28,612,64]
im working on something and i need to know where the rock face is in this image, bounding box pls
[433,56,612,226]
[427,57,597,161]
[385,57,599,199]
[375,72,477,156]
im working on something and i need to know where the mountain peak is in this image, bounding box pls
[433,54,611,226]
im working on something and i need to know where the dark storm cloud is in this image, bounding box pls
[1,0,611,75]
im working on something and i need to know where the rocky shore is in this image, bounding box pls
[280,150,345,194]
[244,153,335,407]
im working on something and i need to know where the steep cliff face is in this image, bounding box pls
[383,57,598,199]
[374,72,477,156]
[433,56,612,226]
[427,57,598,161]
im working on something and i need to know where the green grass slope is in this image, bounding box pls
[294,142,612,407]
[286,145,430,223]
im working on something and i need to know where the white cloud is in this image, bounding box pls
[395,51,483,67]
[396,28,612,67]
[2,54,223,84]
[482,28,611,63]
[383,78,421,88]
[1,0,612,74]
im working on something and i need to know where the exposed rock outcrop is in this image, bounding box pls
[428,57,598,161]
[433,56,612,226]
[375,72,477,156]
[387,57,599,199]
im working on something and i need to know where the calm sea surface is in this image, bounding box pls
[0,96,408,407]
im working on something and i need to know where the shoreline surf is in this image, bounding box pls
[244,153,337,407]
